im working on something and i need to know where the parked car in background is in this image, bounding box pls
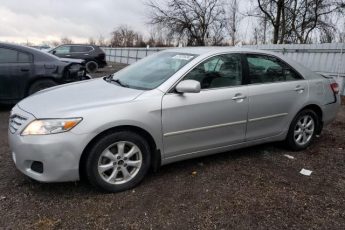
[49,44,107,73]
[9,47,340,192]
[0,42,89,104]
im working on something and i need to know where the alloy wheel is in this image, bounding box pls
[97,141,143,185]
[294,115,315,146]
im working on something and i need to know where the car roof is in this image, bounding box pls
[163,46,279,56]
[0,42,59,62]
[162,46,317,80]
[0,42,44,54]
[58,44,98,47]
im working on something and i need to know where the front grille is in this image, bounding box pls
[9,114,27,134]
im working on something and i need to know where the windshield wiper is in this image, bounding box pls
[106,74,113,80]
[108,77,129,88]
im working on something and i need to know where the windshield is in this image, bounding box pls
[110,52,197,90]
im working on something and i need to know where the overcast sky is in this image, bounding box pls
[1,0,343,45]
[0,0,150,44]
[0,0,260,45]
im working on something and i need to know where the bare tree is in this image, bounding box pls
[256,0,285,44]
[319,27,336,43]
[25,40,33,46]
[110,25,146,47]
[146,0,227,46]
[60,37,73,44]
[110,26,134,47]
[227,0,241,46]
[88,37,96,45]
[339,32,345,42]
[253,28,260,45]
[97,35,107,46]
[50,40,60,47]
[148,25,174,47]
[288,0,345,43]
[255,0,345,44]
[134,33,147,47]
[338,22,345,42]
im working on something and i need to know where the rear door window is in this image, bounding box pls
[70,46,93,53]
[18,52,33,63]
[246,54,302,84]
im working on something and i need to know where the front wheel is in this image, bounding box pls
[28,79,58,95]
[285,109,319,151]
[85,131,151,192]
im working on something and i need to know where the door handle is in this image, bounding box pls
[232,94,247,101]
[20,68,29,72]
[65,54,71,57]
[294,85,305,93]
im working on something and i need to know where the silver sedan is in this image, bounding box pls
[8,47,341,192]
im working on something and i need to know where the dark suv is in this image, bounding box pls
[0,42,89,104]
[49,44,107,73]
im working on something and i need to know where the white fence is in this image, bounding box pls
[102,43,345,95]
[102,47,165,65]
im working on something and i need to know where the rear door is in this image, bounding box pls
[0,47,34,100]
[244,54,308,141]
[70,45,94,59]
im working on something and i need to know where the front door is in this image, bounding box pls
[162,54,248,159]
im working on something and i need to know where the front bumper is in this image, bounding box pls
[8,106,89,182]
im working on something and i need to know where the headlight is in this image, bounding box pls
[21,118,82,136]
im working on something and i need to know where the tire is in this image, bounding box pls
[285,109,319,151]
[85,131,151,193]
[28,79,58,95]
[85,61,98,73]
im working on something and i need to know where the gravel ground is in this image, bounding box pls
[0,65,344,229]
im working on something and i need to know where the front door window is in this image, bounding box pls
[184,54,242,89]
[54,46,70,54]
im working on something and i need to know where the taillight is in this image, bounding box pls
[330,82,339,94]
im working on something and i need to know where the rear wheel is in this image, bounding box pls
[85,131,151,192]
[85,61,98,73]
[285,109,319,151]
[28,79,58,95]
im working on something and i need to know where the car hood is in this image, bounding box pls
[18,78,145,118]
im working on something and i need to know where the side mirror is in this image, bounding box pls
[51,50,56,54]
[175,80,201,94]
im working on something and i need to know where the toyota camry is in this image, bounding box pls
[8,47,340,192]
